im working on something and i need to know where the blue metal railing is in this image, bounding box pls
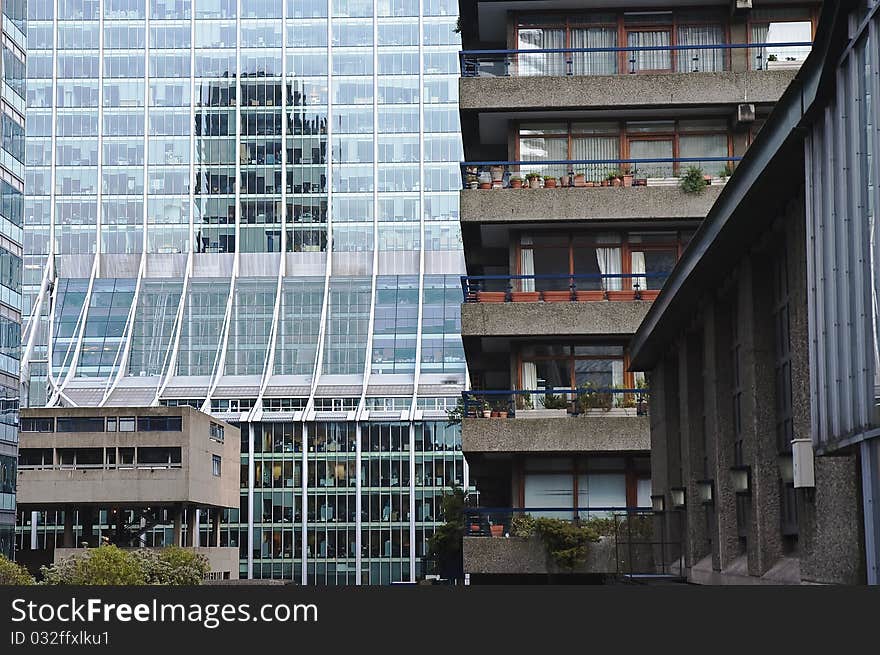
[461,273,670,302]
[462,156,741,189]
[463,506,681,576]
[460,41,813,77]
[462,387,650,417]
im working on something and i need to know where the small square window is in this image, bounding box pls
[119,417,135,432]
[212,455,221,477]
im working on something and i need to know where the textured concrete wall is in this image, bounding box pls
[461,300,651,337]
[460,70,797,111]
[463,536,619,575]
[461,415,650,454]
[460,185,722,224]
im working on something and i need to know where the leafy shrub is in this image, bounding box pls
[40,544,209,585]
[510,514,536,538]
[0,554,35,585]
[138,547,210,585]
[680,166,708,194]
[533,518,600,570]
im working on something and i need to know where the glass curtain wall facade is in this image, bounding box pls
[0,0,25,559]
[21,0,465,583]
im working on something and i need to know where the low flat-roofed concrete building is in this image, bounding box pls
[15,406,240,580]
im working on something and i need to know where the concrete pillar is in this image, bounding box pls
[81,507,95,547]
[703,299,742,570]
[30,511,39,550]
[729,15,750,73]
[172,505,182,547]
[212,509,221,548]
[63,509,74,548]
[678,330,710,568]
[739,256,784,575]
[185,506,196,547]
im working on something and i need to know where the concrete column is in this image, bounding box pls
[703,299,741,570]
[172,505,182,547]
[729,16,749,73]
[678,330,710,568]
[63,509,74,548]
[212,509,221,548]
[81,507,95,547]
[738,256,784,575]
[185,506,196,547]
[30,511,39,550]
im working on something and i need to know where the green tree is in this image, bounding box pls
[41,545,146,585]
[0,554,35,585]
[427,487,466,582]
[139,546,209,585]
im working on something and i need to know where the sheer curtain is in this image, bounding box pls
[631,250,647,291]
[627,30,671,72]
[570,27,617,76]
[630,139,673,178]
[519,236,535,292]
[520,135,568,178]
[596,247,622,291]
[679,133,728,177]
[572,135,619,182]
[751,23,770,70]
[521,361,538,398]
[518,28,565,76]
[676,25,724,73]
[611,360,624,386]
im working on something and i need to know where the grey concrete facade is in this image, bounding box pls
[460,70,798,113]
[17,407,239,510]
[461,185,724,225]
[462,415,649,454]
[461,300,651,338]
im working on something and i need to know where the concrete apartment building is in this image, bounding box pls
[456,0,817,582]
[15,406,240,579]
[630,0,880,585]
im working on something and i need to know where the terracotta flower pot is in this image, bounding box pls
[542,290,572,302]
[476,291,506,303]
[479,182,491,189]
[481,410,492,418]
[497,411,508,419]
[528,178,542,189]
[510,179,523,189]
[623,174,634,187]
[611,177,622,187]
[601,179,610,187]
[573,174,587,187]
[490,525,504,538]
[575,290,605,301]
[544,179,557,188]
[510,291,541,302]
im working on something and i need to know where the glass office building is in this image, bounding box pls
[21,0,466,583]
[0,0,25,559]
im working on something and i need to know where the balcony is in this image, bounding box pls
[460,389,649,455]
[460,274,658,338]
[462,507,682,579]
[459,42,809,112]
[460,158,729,224]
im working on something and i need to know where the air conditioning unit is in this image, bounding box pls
[792,438,815,488]
[736,103,756,125]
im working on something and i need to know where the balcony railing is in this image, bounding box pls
[462,388,649,418]
[462,274,669,303]
[460,41,813,78]
[464,506,682,577]
[461,157,740,190]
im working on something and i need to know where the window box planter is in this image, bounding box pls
[542,290,572,302]
[606,290,636,301]
[476,291,506,303]
[510,291,541,302]
[517,408,568,419]
[575,290,605,301]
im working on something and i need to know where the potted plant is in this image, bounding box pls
[525,172,542,189]
[541,392,570,411]
[515,393,534,411]
[560,173,570,187]
[489,523,505,537]
[489,164,505,184]
[680,166,708,194]
[479,399,492,418]
[573,172,587,187]
[491,400,509,419]
[466,174,479,190]
[607,170,622,187]
[543,175,557,188]
[622,169,634,187]
[719,163,734,180]
[509,175,524,189]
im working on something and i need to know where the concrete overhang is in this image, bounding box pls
[460,184,722,225]
[462,414,650,454]
[460,70,797,113]
[461,300,651,338]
